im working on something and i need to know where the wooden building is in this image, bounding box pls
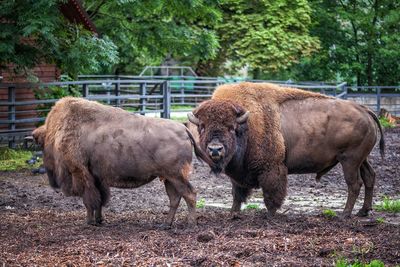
[0,0,97,137]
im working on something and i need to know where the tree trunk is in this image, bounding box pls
[252,68,261,80]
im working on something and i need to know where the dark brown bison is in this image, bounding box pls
[188,82,384,218]
[32,97,211,226]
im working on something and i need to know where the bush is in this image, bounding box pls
[378,117,395,128]
[374,196,400,213]
[335,258,384,267]
[0,148,41,171]
[322,209,337,218]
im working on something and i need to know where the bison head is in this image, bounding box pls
[188,100,249,174]
[32,125,46,148]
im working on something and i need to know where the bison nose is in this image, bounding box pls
[207,144,225,159]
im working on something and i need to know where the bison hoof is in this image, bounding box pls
[356,209,371,217]
[95,217,104,224]
[339,212,352,220]
[86,220,102,226]
[229,212,242,220]
[158,223,172,230]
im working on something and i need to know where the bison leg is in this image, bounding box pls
[72,169,101,225]
[341,161,363,218]
[94,178,110,224]
[164,180,182,226]
[259,165,288,216]
[231,183,252,216]
[94,206,103,224]
[166,177,197,226]
[357,160,375,217]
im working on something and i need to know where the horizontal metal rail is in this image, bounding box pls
[1,77,400,147]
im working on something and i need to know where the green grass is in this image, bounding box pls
[171,105,193,111]
[374,196,400,213]
[245,203,260,210]
[0,148,40,171]
[379,117,396,128]
[196,198,206,209]
[335,259,384,267]
[170,116,188,123]
[376,217,385,224]
[322,209,337,218]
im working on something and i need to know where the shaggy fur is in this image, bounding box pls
[190,82,384,218]
[36,97,208,226]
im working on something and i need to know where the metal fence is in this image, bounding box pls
[1,76,399,147]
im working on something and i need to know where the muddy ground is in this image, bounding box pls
[0,128,399,266]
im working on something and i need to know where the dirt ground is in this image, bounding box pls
[0,128,399,266]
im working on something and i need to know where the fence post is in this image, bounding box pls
[139,83,147,115]
[115,77,120,107]
[377,87,381,113]
[162,81,171,119]
[8,86,16,148]
[82,84,88,97]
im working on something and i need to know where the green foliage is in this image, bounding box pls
[0,148,41,172]
[196,198,206,209]
[214,0,319,77]
[378,117,396,129]
[34,86,81,119]
[83,0,221,74]
[285,0,400,85]
[335,258,384,267]
[245,203,260,210]
[376,217,385,224]
[34,86,81,100]
[374,196,400,213]
[322,209,337,218]
[0,0,119,78]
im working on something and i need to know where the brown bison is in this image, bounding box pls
[33,97,211,226]
[188,82,384,218]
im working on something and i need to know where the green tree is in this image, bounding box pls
[198,0,320,78]
[288,0,400,86]
[0,0,119,79]
[83,0,221,74]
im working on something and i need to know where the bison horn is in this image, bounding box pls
[236,111,250,124]
[187,112,200,125]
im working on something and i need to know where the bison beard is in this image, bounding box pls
[33,97,210,226]
[189,82,384,219]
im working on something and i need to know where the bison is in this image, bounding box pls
[188,82,384,218]
[32,97,211,226]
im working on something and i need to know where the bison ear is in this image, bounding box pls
[236,111,250,124]
[187,112,200,126]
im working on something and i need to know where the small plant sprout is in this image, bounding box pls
[245,203,260,210]
[322,209,337,218]
[376,217,385,224]
[374,196,400,213]
[196,198,206,209]
[378,117,395,129]
[335,259,385,267]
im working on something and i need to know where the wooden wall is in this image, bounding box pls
[0,64,60,131]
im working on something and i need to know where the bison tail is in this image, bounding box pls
[185,128,215,168]
[364,107,385,159]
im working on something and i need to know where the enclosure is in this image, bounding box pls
[0,125,399,266]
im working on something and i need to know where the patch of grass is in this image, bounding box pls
[322,209,337,218]
[245,203,260,210]
[378,117,395,128]
[171,105,193,111]
[196,198,206,209]
[374,196,400,213]
[0,148,38,171]
[376,217,385,224]
[170,116,188,123]
[335,258,384,267]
